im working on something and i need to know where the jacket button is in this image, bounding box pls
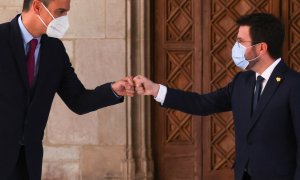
[18,140,24,145]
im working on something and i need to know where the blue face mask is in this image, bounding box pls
[231,42,260,70]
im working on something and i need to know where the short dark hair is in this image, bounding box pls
[22,0,51,12]
[236,13,284,59]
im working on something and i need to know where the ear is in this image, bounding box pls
[32,0,41,15]
[258,42,268,54]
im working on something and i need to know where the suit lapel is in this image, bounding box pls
[247,61,288,133]
[244,72,256,119]
[9,15,29,90]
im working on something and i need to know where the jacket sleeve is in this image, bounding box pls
[57,43,123,115]
[163,85,232,116]
[290,75,300,179]
[162,73,241,116]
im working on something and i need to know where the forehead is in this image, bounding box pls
[237,25,251,40]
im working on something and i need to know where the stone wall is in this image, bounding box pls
[44,1,127,179]
[0,0,149,179]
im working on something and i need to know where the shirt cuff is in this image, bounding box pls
[154,84,167,105]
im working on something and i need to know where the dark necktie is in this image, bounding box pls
[252,75,264,113]
[27,39,38,87]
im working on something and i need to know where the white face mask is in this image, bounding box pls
[37,3,69,38]
[232,42,260,70]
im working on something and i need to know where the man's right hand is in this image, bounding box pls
[111,76,135,97]
[133,75,160,97]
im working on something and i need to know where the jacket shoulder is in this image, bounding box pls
[286,68,300,82]
[237,70,255,77]
[41,35,65,48]
[232,70,255,82]
[0,22,11,37]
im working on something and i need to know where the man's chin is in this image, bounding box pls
[246,59,259,71]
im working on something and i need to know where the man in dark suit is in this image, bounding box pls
[0,0,134,179]
[134,13,300,180]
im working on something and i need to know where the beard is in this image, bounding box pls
[246,58,259,70]
[245,52,260,71]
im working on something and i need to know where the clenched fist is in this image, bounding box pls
[111,76,135,97]
[133,75,160,97]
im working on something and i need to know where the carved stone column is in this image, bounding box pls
[122,0,153,179]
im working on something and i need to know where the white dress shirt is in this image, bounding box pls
[155,58,282,105]
[256,58,281,93]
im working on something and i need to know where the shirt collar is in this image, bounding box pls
[256,58,281,81]
[18,15,41,45]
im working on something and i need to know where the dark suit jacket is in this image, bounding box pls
[0,15,123,180]
[163,60,300,180]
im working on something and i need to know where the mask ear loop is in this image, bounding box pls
[40,2,55,20]
[246,43,262,62]
[37,15,47,28]
[37,3,56,28]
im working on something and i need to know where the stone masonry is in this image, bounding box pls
[0,0,148,179]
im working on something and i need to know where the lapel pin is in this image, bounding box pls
[276,77,282,83]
